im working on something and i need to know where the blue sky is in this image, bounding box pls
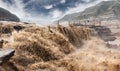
[0,0,110,24]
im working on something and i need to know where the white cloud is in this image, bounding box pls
[44,5,53,9]
[60,0,66,4]
[50,9,62,19]
[82,0,91,2]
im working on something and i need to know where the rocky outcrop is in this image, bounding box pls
[0,48,15,65]
[13,25,25,31]
[92,26,116,41]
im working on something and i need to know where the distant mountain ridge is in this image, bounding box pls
[60,0,120,22]
[0,7,20,22]
[1,0,97,20]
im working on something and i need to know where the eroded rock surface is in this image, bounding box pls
[0,48,15,65]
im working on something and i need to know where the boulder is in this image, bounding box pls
[0,48,15,65]
[13,25,25,31]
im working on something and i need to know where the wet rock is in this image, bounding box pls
[106,42,118,48]
[13,25,25,31]
[0,48,15,65]
[1,27,12,34]
[91,26,116,41]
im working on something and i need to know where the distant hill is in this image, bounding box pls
[60,0,120,22]
[0,7,20,22]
